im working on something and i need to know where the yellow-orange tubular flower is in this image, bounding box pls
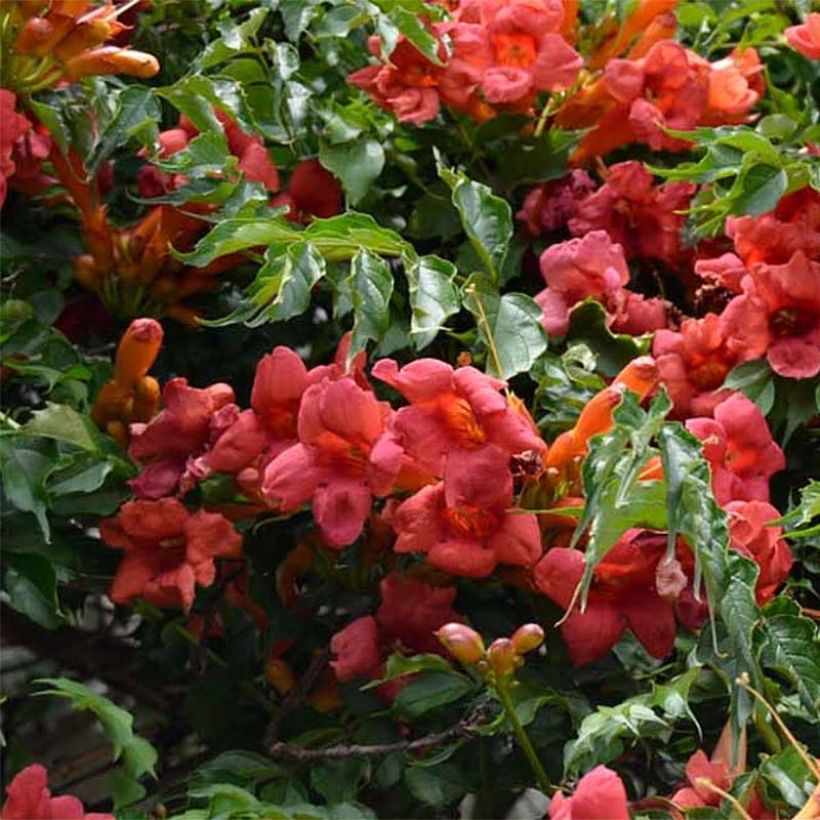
[1,0,158,93]
[90,317,163,447]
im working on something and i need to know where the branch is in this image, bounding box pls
[0,602,169,712]
[264,647,332,746]
[267,703,494,762]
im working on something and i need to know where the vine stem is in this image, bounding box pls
[495,678,554,795]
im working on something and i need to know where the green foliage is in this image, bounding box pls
[36,678,158,808]
[650,122,820,236]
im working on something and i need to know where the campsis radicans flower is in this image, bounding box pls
[534,529,682,665]
[685,392,785,506]
[128,378,236,499]
[556,33,761,162]
[140,110,280,196]
[544,356,659,481]
[100,497,242,613]
[536,230,667,337]
[348,0,582,124]
[0,89,52,207]
[718,250,820,379]
[653,313,738,419]
[726,500,792,605]
[330,573,461,684]
[371,357,545,484]
[786,13,820,61]
[2,763,113,820]
[262,376,392,548]
[391,445,542,578]
[567,161,695,273]
[548,765,630,820]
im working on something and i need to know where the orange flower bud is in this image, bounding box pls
[131,375,161,423]
[14,16,73,56]
[73,254,99,290]
[63,46,159,80]
[14,0,51,22]
[90,380,131,427]
[435,623,485,666]
[51,1,92,16]
[104,419,129,449]
[572,387,622,446]
[54,18,121,62]
[510,624,544,655]
[487,638,520,677]
[114,318,163,388]
[612,355,659,400]
[265,659,296,695]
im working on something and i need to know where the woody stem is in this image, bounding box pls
[494,677,553,795]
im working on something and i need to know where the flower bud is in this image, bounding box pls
[63,46,159,80]
[265,659,295,695]
[487,638,520,677]
[511,623,545,655]
[435,623,485,666]
[114,317,163,387]
[30,18,88,59]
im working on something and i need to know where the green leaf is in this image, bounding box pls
[250,241,327,326]
[732,163,788,216]
[384,7,443,64]
[35,678,158,807]
[760,746,817,809]
[347,248,394,358]
[0,440,52,539]
[319,140,385,205]
[180,216,299,267]
[310,758,370,804]
[404,762,468,807]
[438,162,512,281]
[3,553,64,629]
[464,282,547,379]
[408,255,460,349]
[724,359,775,415]
[393,671,474,719]
[566,301,649,378]
[23,403,99,451]
[759,603,820,714]
[196,7,269,69]
[89,86,160,174]
[364,653,453,689]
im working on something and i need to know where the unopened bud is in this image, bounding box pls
[487,638,520,677]
[265,659,295,695]
[63,46,159,80]
[511,623,544,655]
[435,623,485,666]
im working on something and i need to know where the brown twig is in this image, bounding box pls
[267,702,494,762]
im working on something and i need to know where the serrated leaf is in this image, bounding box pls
[759,609,820,714]
[89,86,159,174]
[347,248,394,358]
[35,677,157,807]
